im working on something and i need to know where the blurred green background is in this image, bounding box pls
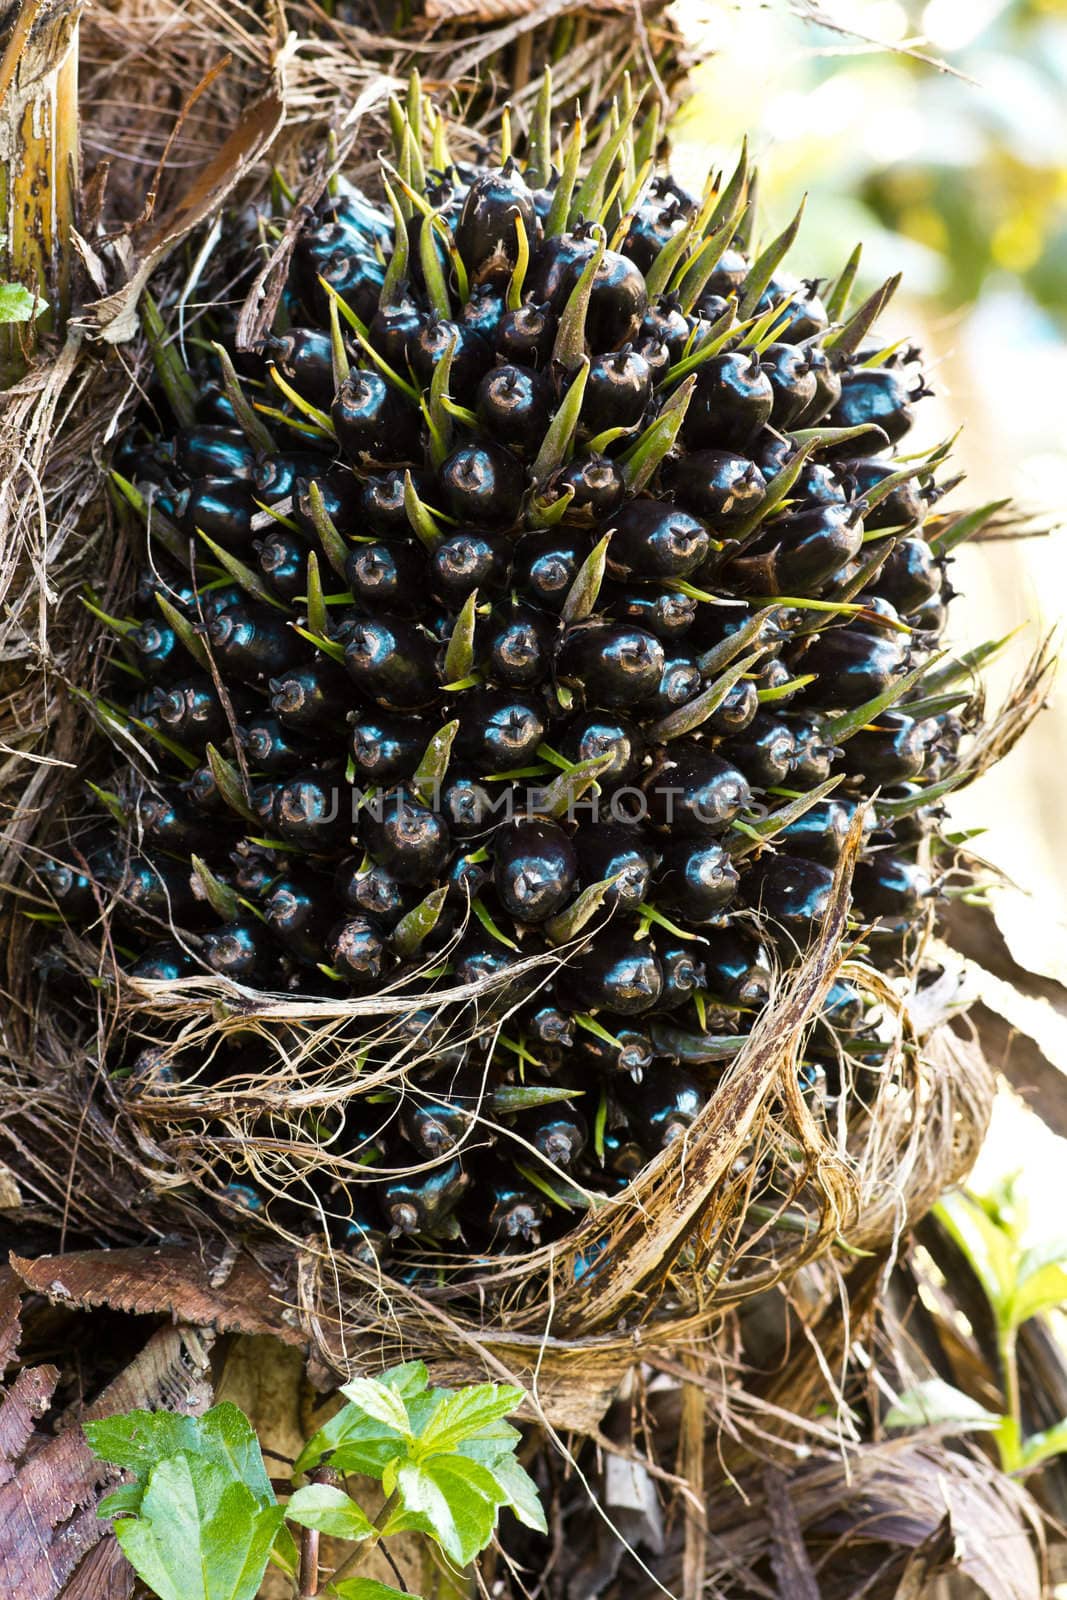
[671,0,1067,1197]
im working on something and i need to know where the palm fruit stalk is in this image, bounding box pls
[48,70,999,1270]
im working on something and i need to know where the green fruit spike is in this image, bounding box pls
[305,480,349,580]
[206,743,259,825]
[730,439,819,541]
[507,213,530,313]
[304,551,329,639]
[695,606,774,678]
[530,356,590,485]
[472,897,519,951]
[570,98,638,227]
[142,289,197,430]
[929,497,1012,556]
[545,106,584,237]
[411,719,460,807]
[648,1023,749,1064]
[706,137,748,234]
[917,629,1023,699]
[533,752,613,821]
[646,646,764,743]
[321,277,419,399]
[553,231,605,371]
[545,874,624,946]
[738,196,806,319]
[406,68,423,154]
[420,210,452,322]
[402,107,426,200]
[427,330,458,465]
[824,652,948,747]
[734,167,759,252]
[197,529,286,610]
[209,341,275,455]
[562,532,611,623]
[620,374,695,494]
[824,272,901,358]
[443,589,479,683]
[500,103,513,165]
[392,885,448,959]
[527,483,576,529]
[825,242,862,322]
[632,96,660,174]
[327,298,349,393]
[154,591,210,671]
[429,103,451,175]
[660,304,745,391]
[526,65,553,190]
[644,206,700,301]
[404,470,445,551]
[380,176,411,308]
[267,362,335,438]
[191,854,240,922]
[725,775,843,860]
[493,1084,583,1113]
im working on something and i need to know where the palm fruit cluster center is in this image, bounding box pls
[48,75,968,1273]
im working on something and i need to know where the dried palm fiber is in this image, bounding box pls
[0,0,1053,1449]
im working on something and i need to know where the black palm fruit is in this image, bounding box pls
[478,365,552,454]
[559,710,645,783]
[493,817,576,924]
[557,925,663,1015]
[664,450,766,532]
[557,621,665,708]
[83,107,981,1271]
[685,352,774,451]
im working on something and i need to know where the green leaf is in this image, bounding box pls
[98,1483,151,1519]
[210,341,276,455]
[531,357,589,483]
[86,1403,274,1509]
[884,1379,1002,1434]
[391,885,448,959]
[333,1580,416,1600]
[0,281,48,325]
[340,1377,412,1438]
[394,1455,501,1566]
[114,1454,283,1600]
[1018,1419,1067,1472]
[285,1483,373,1540]
[415,1384,524,1456]
[934,1191,1018,1329]
[444,590,479,684]
[1012,1240,1067,1327]
[472,1451,547,1534]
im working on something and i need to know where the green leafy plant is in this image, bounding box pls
[887,1182,1067,1471]
[85,1362,545,1599]
[0,282,49,326]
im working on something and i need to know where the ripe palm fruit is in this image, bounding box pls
[86,77,988,1270]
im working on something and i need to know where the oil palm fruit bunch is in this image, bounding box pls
[49,70,998,1270]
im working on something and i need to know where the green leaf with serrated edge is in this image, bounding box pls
[285,1483,373,1540]
[621,376,695,494]
[210,341,275,455]
[340,1376,413,1437]
[412,720,459,807]
[570,102,637,226]
[530,752,612,821]
[394,1454,503,1566]
[115,1455,284,1600]
[404,471,444,550]
[929,498,1012,556]
[97,1484,144,1519]
[444,590,479,683]
[545,874,623,945]
[884,1379,1002,1434]
[825,242,862,322]
[0,280,47,324]
[822,655,946,746]
[491,1084,581,1114]
[824,273,901,358]
[507,213,531,313]
[267,362,335,437]
[647,647,763,743]
[196,529,286,609]
[531,357,590,484]
[648,1023,747,1063]
[738,198,806,320]
[333,1581,414,1600]
[933,1191,1017,1328]
[553,232,605,371]
[392,886,448,959]
[545,107,584,238]
[562,533,611,624]
[143,290,198,430]
[472,897,519,950]
[414,1384,524,1455]
[191,855,240,921]
[206,744,259,825]
[921,630,1025,698]
[725,776,843,860]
